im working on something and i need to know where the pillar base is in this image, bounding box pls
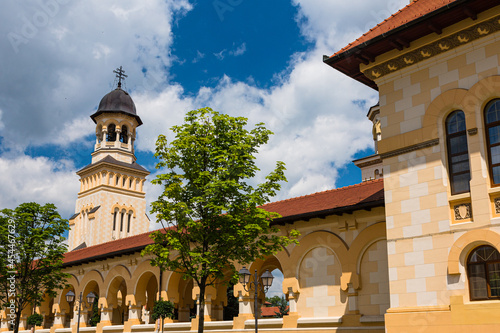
[96,320,112,333]
[123,318,141,333]
[190,317,198,332]
[190,316,212,331]
[283,312,299,328]
[50,324,64,333]
[233,314,253,330]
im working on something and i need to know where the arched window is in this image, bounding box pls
[107,123,116,142]
[113,211,117,231]
[485,99,500,185]
[468,245,500,300]
[120,211,124,232]
[445,110,470,194]
[127,212,132,233]
[120,125,128,143]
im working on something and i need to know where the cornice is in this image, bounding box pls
[355,158,383,168]
[77,161,149,177]
[363,15,500,81]
[380,138,439,159]
[77,185,146,198]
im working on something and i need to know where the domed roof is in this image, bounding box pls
[97,88,136,114]
[90,87,142,126]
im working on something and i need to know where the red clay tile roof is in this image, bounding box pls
[332,0,455,57]
[63,179,384,266]
[265,179,384,224]
[261,306,282,317]
[63,230,158,266]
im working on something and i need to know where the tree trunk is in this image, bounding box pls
[14,308,22,333]
[197,277,207,333]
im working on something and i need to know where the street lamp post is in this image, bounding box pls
[65,290,96,333]
[238,267,274,333]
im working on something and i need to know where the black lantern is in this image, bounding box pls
[260,269,274,290]
[86,292,96,305]
[65,290,75,303]
[238,266,251,286]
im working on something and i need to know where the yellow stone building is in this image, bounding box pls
[2,0,500,332]
[325,0,500,331]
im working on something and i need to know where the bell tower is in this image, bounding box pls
[68,67,150,251]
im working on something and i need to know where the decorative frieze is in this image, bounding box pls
[364,15,500,80]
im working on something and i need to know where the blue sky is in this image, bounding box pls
[0,0,408,228]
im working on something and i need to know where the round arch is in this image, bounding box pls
[110,204,136,218]
[448,229,500,274]
[348,222,387,290]
[423,88,471,133]
[464,75,500,116]
[56,274,79,304]
[103,265,132,292]
[287,230,349,279]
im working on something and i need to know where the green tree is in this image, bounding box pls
[265,295,288,317]
[151,299,175,333]
[0,203,70,333]
[223,283,239,320]
[27,313,43,331]
[273,296,288,318]
[89,300,100,327]
[142,107,298,333]
[265,295,283,307]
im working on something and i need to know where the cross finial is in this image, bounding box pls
[113,66,128,88]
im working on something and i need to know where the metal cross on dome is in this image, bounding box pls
[113,66,127,88]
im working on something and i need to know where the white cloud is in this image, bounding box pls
[0,0,192,150]
[292,0,409,51]
[214,49,226,61]
[134,46,376,200]
[52,117,95,147]
[215,43,247,60]
[0,0,407,219]
[0,155,79,218]
[144,169,164,231]
[192,50,205,63]
[229,42,246,56]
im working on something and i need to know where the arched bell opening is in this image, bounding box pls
[120,125,128,143]
[107,124,116,142]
